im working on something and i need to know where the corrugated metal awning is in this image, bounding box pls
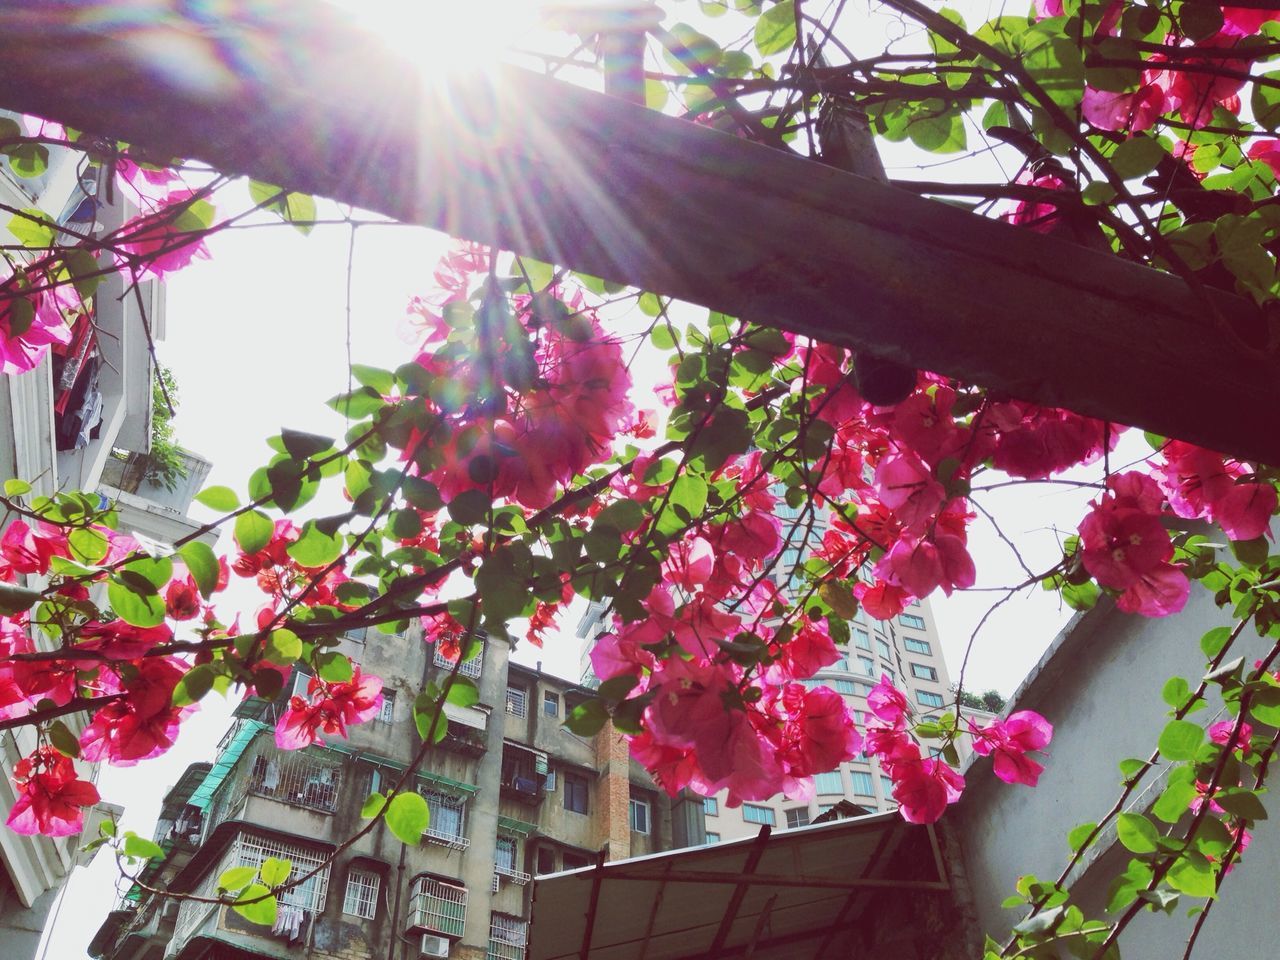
[528,812,949,960]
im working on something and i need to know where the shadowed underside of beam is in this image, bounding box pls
[0,3,1276,462]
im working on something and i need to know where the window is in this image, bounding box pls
[231,834,330,913]
[247,747,342,813]
[850,771,874,795]
[629,796,651,834]
[855,628,872,651]
[917,690,945,709]
[377,690,395,724]
[854,710,866,725]
[880,775,894,796]
[495,836,518,873]
[742,804,775,826]
[834,679,856,695]
[905,636,932,655]
[854,681,874,697]
[704,797,718,816]
[857,656,876,677]
[506,686,527,718]
[408,875,467,938]
[564,773,589,814]
[536,847,557,876]
[911,662,938,682]
[544,768,557,793]
[785,808,810,829]
[421,790,467,848]
[562,851,590,870]
[900,613,927,630]
[343,868,380,920]
[543,691,559,717]
[876,638,891,659]
[813,771,844,795]
[434,640,482,679]
[489,913,528,960]
[705,832,721,844]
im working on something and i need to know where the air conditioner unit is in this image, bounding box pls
[420,933,451,958]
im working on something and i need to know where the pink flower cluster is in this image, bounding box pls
[275,670,384,750]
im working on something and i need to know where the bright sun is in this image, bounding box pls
[326,0,549,77]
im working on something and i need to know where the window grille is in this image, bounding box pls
[543,691,559,717]
[505,687,528,718]
[813,771,843,795]
[420,790,469,850]
[785,808,810,829]
[494,836,530,884]
[248,748,342,813]
[742,804,775,826]
[488,913,528,960]
[343,869,380,920]
[434,641,482,679]
[408,876,467,938]
[911,662,938,681]
[629,797,650,834]
[378,691,395,724]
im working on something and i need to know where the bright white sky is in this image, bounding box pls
[37,1,1098,955]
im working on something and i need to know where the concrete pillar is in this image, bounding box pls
[592,722,632,861]
[454,634,510,959]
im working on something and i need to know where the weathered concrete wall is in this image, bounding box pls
[954,586,1280,958]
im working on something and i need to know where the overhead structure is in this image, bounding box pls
[527,813,957,960]
[0,4,1276,461]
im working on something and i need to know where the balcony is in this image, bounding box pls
[499,743,547,807]
[440,702,490,757]
[406,875,467,939]
[246,749,342,813]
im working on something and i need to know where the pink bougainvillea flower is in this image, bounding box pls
[987,401,1114,480]
[781,684,863,775]
[1248,139,1280,178]
[1154,440,1276,542]
[117,189,212,279]
[1209,719,1253,755]
[766,618,841,682]
[854,579,909,620]
[1221,7,1280,36]
[74,620,174,661]
[872,451,946,534]
[0,266,78,375]
[165,575,202,621]
[275,668,383,750]
[892,757,965,824]
[1082,82,1165,133]
[867,674,910,725]
[80,658,192,765]
[876,532,975,599]
[0,518,69,580]
[1078,472,1189,616]
[6,747,100,837]
[969,711,1054,787]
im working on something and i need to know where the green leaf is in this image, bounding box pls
[234,510,274,555]
[1158,719,1204,761]
[178,541,220,599]
[385,791,430,844]
[3,479,31,497]
[287,524,343,568]
[264,629,302,666]
[66,527,108,565]
[4,142,49,179]
[123,835,166,861]
[754,0,795,56]
[248,180,317,234]
[316,652,354,683]
[1161,677,1191,709]
[565,698,610,736]
[1022,31,1084,110]
[1215,789,1268,821]
[195,485,240,512]
[1067,822,1097,852]
[8,209,54,248]
[447,489,491,526]
[232,884,278,926]
[173,665,216,707]
[414,693,449,742]
[361,792,388,819]
[107,577,166,627]
[1110,136,1165,180]
[259,857,292,888]
[218,866,258,892]
[445,677,480,708]
[1153,766,1199,823]
[48,720,80,758]
[1252,73,1280,131]
[1116,812,1159,853]
[1200,627,1232,659]
[1166,851,1217,898]
[658,474,708,534]
[280,428,335,460]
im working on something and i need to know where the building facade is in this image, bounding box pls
[0,112,211,959]
[89,626,703,960]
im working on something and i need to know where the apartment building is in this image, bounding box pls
[0,113,211,959]
[89,626,704,960]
